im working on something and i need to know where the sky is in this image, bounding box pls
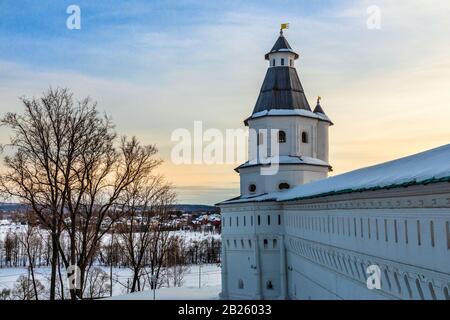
[1,0,450,205]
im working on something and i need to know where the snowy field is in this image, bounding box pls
[0,220,220,243]
[0,263,221,300]
[0,219,222,300]
[107,264,221,300]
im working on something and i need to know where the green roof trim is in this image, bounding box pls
[284,175,450,202]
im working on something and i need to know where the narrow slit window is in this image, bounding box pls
[376,219,379,240]
[417,220,421,246]
[281,58,285,66]
[327,216,330,233]
[394,220,398,243]
[332,217,335,234]
[446,221,450,250]
[405,220,409,244]
[430,221,435,247]
[384,219,389,242]
[360,218,364,238]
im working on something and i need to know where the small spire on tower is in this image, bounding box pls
[314,96,326,114]
[280,23,289,36]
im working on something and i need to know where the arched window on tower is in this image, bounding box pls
[301,131,308,143]
[238,279,244,289]
[281,58,285,66]
[272,59,275,67]
[278,131,286,143]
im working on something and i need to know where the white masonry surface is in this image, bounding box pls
[218,31,450,300]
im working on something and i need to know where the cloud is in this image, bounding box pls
[1,0,450,203]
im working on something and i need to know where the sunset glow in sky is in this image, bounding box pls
[1,0,450,204]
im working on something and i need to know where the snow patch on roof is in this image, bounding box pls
[237,155,330,171]
[279,144,450,201]
[249,108,332,123]
[221,144,450,205]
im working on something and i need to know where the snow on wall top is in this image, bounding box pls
[235,155,330,172]
[220,144,450,205]
[249,108,332,123]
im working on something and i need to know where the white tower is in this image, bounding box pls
[219,28,332,300]
[238,28,333,197]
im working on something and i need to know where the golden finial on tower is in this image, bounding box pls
[280,23,289,35]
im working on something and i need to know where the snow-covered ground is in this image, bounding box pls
[0,216,222,299]
[0,220,220,243]
[0,263,221,300]
[107,264,221,300]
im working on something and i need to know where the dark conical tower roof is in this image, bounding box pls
[313,97,326,114]
[252,32,310,115]
[264,31,299,60]
[252,67,311,114]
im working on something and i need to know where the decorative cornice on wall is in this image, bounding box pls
[283,182,450,211]
[221,202,281,213]
[285,235,450,300]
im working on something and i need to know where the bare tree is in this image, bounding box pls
[59,136,163,299]
[18,212,41,300]
[11,275,46,300]
[0,88,168,299]
[166,236,189,287]
[84,267,111,299]
[118,174,176,293]
[0,289,11,300]
[3,232,14,267]
[0,88,92,299]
